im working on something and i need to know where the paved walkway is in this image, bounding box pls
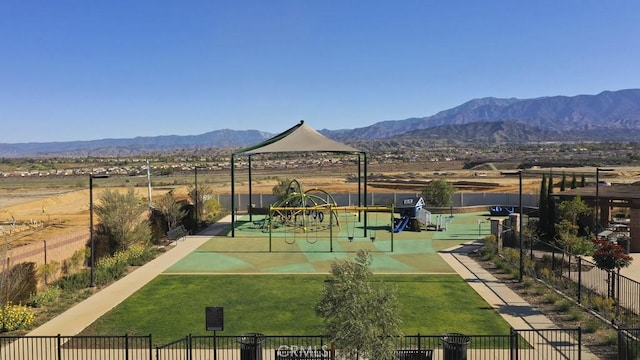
[439,241,598,360]
[439,241,558,330]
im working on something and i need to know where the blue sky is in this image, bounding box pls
[1,1,638,143]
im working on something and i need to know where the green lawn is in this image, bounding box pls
[84,274,511,345]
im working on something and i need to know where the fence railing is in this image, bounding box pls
[618,328,640,360]
[510,239,640,329]
[0,334,153,360]
[153,329,581,360]
[3,327,626,359]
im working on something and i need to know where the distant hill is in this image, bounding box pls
[0,129,273,157]
[2,89,640,157]
[321,89,640,141]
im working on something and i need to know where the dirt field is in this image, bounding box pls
[1,165,638,248]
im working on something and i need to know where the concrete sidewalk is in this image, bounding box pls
[27,218,232,336]
[439,241,598,360]
[439,241,557,330]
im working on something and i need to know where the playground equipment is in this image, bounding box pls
[489,206,516,216]
[267,179,340,233]
[393,197,434,232]
[254,179,394,251]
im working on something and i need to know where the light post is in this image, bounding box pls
[194,165,199,229]
[595,167,613,232]
[89,173,109,288]
[194,165,205,231]
[519,170,523,282]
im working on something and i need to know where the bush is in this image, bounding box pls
[28,286,62,308]
[0,303,35,332]
[0,262,37,305]
[555,300,572,313]
[543,293,559,304]
[56,271,90,291]
[62,249,86,275]
[481,235,498,260]
[582,318,602,333]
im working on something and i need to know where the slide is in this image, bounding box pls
[393,215,410,233]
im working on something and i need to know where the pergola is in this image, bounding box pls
[554,183,640,252]
[230,121,368,236]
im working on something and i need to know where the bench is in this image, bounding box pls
[166,225,188,240]
[395,349,433,360]
[275,349,331,359]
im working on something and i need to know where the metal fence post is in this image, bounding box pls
[57,334,62,360]
[578,327,582,360]
[509,328,517,360]
[187,334,191,360]
[149,334,153,360]
[578,256,582,304]
[125,334,129,360]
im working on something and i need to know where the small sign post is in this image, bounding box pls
[206,307,224,360]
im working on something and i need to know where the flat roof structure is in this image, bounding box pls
[554,182,640,252]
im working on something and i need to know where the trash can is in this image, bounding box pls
[441,333,471,360]
[237,333,265,360]
[617,238,631,254]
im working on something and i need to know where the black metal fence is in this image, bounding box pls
[618,328,640,360]
[1,328,629,359]
[0,334,152,360]
[515,239,640,328]
[152,329,581,360]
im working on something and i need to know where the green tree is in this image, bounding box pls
[570,174,577,189]
[580,174,586,187]
[546,172,556,240]
[421,179,455,207]
[95,188,151,253]
[560,171,566,191]
[555,196,594,255]
[537,174,548,237]
[315,249,402,360]
[557,196,591,226]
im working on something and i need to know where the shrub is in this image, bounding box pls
[582,318,601,333]
[0,303,35,332]
[38,261,60,284]
[0,262,38,305]
[28,286,62,308]
[591,296,615,317]
[555,300,572,313]
[481,235,498,259]
[567,309,582,321]
[543,293,559,304]
[56,271,90,291]
[62,249,87,275]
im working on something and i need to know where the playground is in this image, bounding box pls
[83,210,507,343]
[165,208,490,274]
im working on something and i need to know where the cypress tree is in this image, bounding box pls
[580,174,586,187]
[547,172,556,240]
[538,174,548,237]
[570,173,577,189]
[560,171,566,191]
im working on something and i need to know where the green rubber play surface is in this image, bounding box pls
[166,212,493,274]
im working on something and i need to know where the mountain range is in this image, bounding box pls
[2,89,640,157]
